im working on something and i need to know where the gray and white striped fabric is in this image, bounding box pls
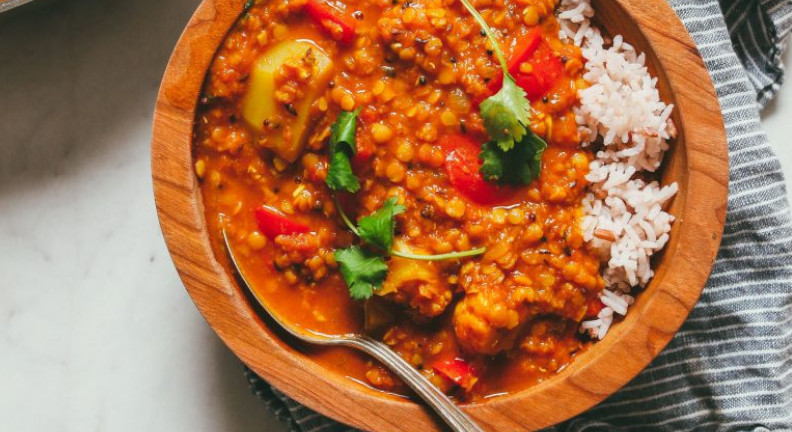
[246,0,792,430]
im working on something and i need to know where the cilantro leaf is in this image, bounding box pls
[325,110,361,193]
[479,133,547,185]
[326,150,360,193]
[523,133,547,180]
[479,77,532,152]
[330,109,360,154]
[357,197,406,251]
[479,141,506,182]
[335,246,388,300]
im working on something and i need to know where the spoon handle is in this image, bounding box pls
[351,337,487,432]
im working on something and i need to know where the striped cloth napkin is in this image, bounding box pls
[246,0,792,429]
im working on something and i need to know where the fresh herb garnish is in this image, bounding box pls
[480,133,546,184]
[325,109,362,193]
[326,113,485,300]
[357,198,406,251]
[335,196,485,259]
[243,0,256,12]
[333,198,405,300]
[335,246,388,300]
[459,0,547,184]
[479,79,532,152]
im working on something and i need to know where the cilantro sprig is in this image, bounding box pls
[326,111,486,300]
[333,197,400,300]
[459,0,548,184]
[333,194,485,299]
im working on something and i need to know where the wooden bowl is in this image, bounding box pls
[151,0,728,429]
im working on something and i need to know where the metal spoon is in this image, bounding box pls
[222,230,486,432]
[0,0,36,13]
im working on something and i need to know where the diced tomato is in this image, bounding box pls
[514,43,564,101]
[359,107,378,124]
[353,140,375,164]
[352,110,376,164]
[440,134,516,205]
[305,0,356,44]
[254,205,310,239]
[484,27,543,96]
[430,357,478,390]
[479,27,563,103]
[584,297,605,319]
[509,27,545,69]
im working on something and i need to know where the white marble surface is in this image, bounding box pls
[0,0,289,431]
[0,1,789,431]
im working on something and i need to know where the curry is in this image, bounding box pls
[194,0,605,401]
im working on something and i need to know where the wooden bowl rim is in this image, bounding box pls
[151,0,729,430]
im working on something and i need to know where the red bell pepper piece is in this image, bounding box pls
[441,134,515,205]
[509,27,545,68]
[584,297,606,319]
[352,141,375,165]
[430,357,478,390]
[305,0,356,44]
[480,27,563,103]
[255,205,310,239]
[485,27,543,95]
[514,44,564,101]
[352,110,376,164]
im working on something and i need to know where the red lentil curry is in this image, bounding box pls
[194,0,606,402]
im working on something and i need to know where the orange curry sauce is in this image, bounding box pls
[194,0,605,401]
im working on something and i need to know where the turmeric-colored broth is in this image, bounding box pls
[194,0,604,401]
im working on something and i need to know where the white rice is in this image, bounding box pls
[557,0,679,340]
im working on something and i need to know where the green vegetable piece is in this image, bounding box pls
[357,197,406,251]
[331,109,360,154]
[523,133,546,181]
[479,77,532,152]
[327,150,360,193]
[326,109,362,193]
[479,141,505,182]
[243,0,255,11]
[335,246,388,300]
[479,133,547,184]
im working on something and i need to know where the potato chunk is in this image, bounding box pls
[379,244,452,318]
[242,40,334,162]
